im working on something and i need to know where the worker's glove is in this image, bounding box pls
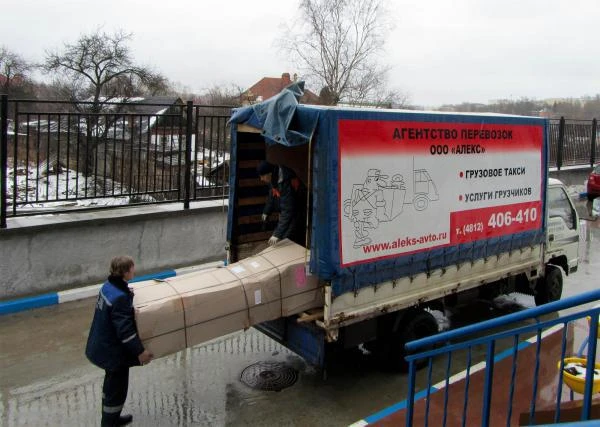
[268,235,280,246]
[261,213,268,222]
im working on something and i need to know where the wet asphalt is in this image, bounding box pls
[1,200,598,426]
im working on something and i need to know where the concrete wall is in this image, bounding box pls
[0,200,228,300]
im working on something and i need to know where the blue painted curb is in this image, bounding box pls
[0,293,59,315]
[0,269,177,316]
[130,269,176,283]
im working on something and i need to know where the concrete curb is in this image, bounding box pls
[0,260,224,316]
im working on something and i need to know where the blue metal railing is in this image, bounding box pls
[405,289,600,426]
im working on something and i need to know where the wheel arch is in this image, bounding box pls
[548,256,568,276]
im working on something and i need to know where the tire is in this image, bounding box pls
[413,195,429,211]
[534,266,563,306]
[479,282,503,301]
[387,310,439,372]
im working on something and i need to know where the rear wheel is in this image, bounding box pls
[385,310,439,372]
[534,266,563,306]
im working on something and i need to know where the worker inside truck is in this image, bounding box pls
[227,81,317,259]
[257,159,307,247]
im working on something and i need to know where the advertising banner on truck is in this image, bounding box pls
[338,119,544,266]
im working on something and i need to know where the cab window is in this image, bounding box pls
[548,187,576,230]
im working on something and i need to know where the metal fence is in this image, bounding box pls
[404,289,600,426]
[1,96,233,227]
[549,117,598,169]
[1,95,598,227]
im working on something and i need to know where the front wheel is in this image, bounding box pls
[534,266,563,306]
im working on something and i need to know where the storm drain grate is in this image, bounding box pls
[240,361,298,391]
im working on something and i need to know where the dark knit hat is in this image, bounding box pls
[257,161,275,176]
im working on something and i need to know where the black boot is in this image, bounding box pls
[101,414,132,426]
[117,414,133,425]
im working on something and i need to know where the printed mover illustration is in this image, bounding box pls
[343,163,439,249]
[223,91,580,370]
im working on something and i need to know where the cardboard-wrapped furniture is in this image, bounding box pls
[132,240,323,358]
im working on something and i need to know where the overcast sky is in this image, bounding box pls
[2,0,599,107]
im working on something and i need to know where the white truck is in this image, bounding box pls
[226,86,580,370]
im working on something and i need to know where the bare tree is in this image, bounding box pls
[0,46,33,96]
[582,95,600,120]
[197,84,244,106]
[43,29,168,112]
[101,72,171,98]
[279,0,395,105]
[347,77,411,108]
[42,29,171,178]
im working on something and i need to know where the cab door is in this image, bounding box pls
[546,185,579,273]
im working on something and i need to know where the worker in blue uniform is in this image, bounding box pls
[85,256,153,426]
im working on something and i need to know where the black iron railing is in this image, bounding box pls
[0,95,598,227]
[0,96,233,225]
[549,117,598,169]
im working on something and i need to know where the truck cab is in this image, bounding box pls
[535,178,580,305]
[546,178,579,272]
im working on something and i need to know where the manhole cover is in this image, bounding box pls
[240,361,298,391]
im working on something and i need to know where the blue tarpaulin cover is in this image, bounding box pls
[229,81,319,147]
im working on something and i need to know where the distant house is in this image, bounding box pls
[130,96,186,142]
[17,96,185,138]
[241,72,321,105]
[0,73,25,88]
[128,96,184,123]
[97,96,185,139]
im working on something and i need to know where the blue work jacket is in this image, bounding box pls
[85,277,145,371]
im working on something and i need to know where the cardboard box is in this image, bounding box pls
[141,329,186,359]
[227,255,275,279]
[179,275,248,328]
[186,310,249,348]
[227,254,283,324]
[260,239,307,267]
[278,260,323,315]
[136,267,251,350]
[278,259,318,297]
[282,290,324,316]
[261,240,322,315]
[132,241,324,360]
[133,281,184,340]
[131,278,178,303]
[163,268,228,295]
[241,269,282,324]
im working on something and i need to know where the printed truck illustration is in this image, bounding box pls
[226,85,580,371]
[343,166,439,248]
